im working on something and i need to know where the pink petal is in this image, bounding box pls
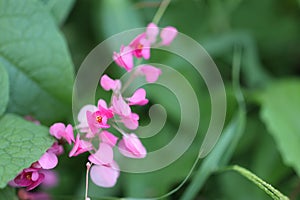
[26,173,45,191]
[64,124,74,144]
[98,99,114,119]
[129,33,146,49]
[31,171,39,181]
[139,38,151,60]
[90,162,120,188]
[77,104,98,130]
[88,143,113,165]
[137,65,162,83]
[100,131,118,147]
[49,123,65,139]
[38,152,58,170]
[160,26,178,46]
[146,22,159,44]
[118,133,146,158]
[112,95,131,117]
[47,142,64,156]
[113,46,134,71]
[127,88,149,106]
[100,75,121,91]
[121,113,139,130]
[69,134,93,157]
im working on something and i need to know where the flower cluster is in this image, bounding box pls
[10,22,177,191]
[10,142,62,191]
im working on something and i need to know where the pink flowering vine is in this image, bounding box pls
[9,22,177,194]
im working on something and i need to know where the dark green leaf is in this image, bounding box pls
[0,0,74,123]
[260,79,300,176]
[0,186,17,200]
[228,165,289,200]
[0,114,54,188]
[0,63,9,116]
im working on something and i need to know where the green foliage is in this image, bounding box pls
[38,0,76,25]
[0,63,9,116]
[229,165,289,200]
[0,114,54,188]
[0,0,74,124]
[0,0,299,199]
[0,186,18,200]
[260,79,300,176]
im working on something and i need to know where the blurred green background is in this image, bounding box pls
[1,0,300,199]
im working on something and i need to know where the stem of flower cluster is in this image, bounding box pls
[112,123,127,136]
[85,162,92,200]
[121,72,138,93]
[152,0,171,25]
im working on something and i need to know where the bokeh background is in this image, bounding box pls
[1,0,300,199]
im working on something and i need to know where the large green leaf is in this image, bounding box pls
[0,63,9,116]
[0,114,54,188]
[260,79,300,176]
[0,0,74,124]
[38,0,76,25]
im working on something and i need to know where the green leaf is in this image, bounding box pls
[180,46,247,200]
[260,79,300,176]
[228,165,289,200]
[38,0,76,25]
[0,0,74,123]
[0,113,54,188]
[0,186,17,200]
[0,63,9,116]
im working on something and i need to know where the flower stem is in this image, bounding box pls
[152,0,171,25]
[85,162,92,200]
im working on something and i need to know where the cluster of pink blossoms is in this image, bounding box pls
[10,22,177,192]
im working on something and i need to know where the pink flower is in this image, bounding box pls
[69,134,93,157]
[14,167,45,191]
[136,65,162,83]
[118,133,147,158]
[98,99,114,119]
[146,23,159,44]
[38,152,58,170]
[112,95,131,117]
[113,45,134,71]
[160,26,178,46]
[90,161,120,188]
[88,143,120,188]
[121,113,139,130]
[86,99,114,133]
[77,105,98,132]
[100,74,122,92]
[129,33,151,60]
[49,123,74,144]
[88,143,113,165]
[126,88,149,106]
[86,111,109,133]
[47,142,64,156]
[38,142,63,170]
[99,131,118,147]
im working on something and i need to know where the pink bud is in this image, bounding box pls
[126,88,149,106]
[160,26,178,46]
[137,65,162,83]
[118,133,147,158]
